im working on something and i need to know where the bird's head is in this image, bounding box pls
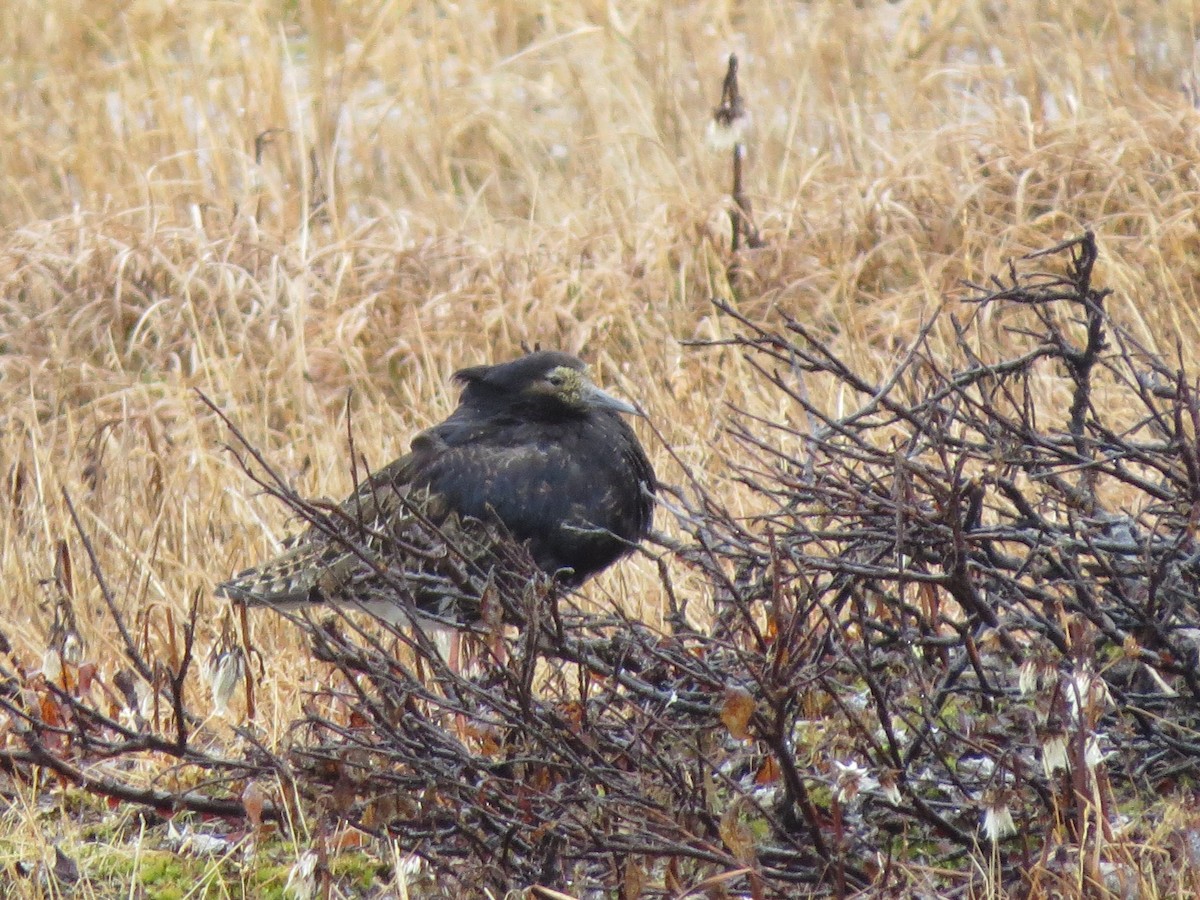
[454,351,642,419]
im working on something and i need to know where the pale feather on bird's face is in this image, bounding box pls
[522,364,641,416]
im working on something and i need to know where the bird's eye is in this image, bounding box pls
[546,372,566,387]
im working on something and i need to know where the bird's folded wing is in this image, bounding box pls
[214,445,516,619]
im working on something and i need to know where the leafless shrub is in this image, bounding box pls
[668,232,1200,895]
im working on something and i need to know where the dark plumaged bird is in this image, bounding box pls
[216,351,655,646]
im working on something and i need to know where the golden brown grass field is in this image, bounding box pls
[3,0,1200,897]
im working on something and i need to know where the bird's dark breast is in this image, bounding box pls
[417,413,654,584]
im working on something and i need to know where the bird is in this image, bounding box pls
[216,351,656,663]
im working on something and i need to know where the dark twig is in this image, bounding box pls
[712,53,763,291]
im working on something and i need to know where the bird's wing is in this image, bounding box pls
[214,433,516,619]
[214,451,416,606]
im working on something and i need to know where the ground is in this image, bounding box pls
[2,1,1200,897]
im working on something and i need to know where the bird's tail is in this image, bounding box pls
[215,539,350,608]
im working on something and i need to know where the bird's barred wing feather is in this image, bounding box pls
[214,435,542,622]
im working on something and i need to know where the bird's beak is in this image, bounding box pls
[583,381,643,417]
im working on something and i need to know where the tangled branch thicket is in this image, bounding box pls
[5,234,1200,897]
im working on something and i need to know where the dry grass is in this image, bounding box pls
[2,0,1200,896]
